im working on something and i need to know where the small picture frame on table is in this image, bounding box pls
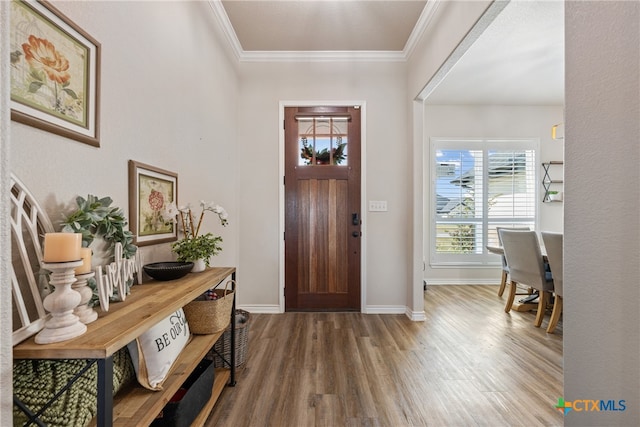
[128,160,178,246]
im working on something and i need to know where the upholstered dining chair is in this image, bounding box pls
[499,229,554,328]
[541,232,563,333]
[495,226,530,297]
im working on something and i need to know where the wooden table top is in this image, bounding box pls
[13,267,235,360]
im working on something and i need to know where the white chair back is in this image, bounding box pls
[496,226,530,271]
[541,232,563,297]
[499,229,553,292]
[10,174,54,345]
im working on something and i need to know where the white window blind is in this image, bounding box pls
[431,139,538,266]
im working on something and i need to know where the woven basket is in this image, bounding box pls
[183,281,235,334]
[209,309,250,368]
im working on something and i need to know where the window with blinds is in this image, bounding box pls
[431,139,538,265]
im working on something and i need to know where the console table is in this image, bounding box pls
[13,266,236,427]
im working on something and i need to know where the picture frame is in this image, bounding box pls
[128,160,178,246]
[9,0,101,147]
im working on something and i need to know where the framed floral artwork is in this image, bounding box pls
[128,160,178,246]
[10,0,101,147]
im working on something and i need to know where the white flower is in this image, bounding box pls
[202,200,217,211]
[175,200,229,239]
[207,204,228,226]
[161,202,180,222]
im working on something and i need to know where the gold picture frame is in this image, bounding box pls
[128,160,178,246]
[10,0,101,147]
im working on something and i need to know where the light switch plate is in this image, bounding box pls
[369,200,387,212]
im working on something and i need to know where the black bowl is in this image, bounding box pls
[143,261,194,281]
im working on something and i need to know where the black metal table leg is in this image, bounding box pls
[229,271,237,386]
[96,356,114,427]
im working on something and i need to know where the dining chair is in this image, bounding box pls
[495,226,530,297]
[541,232,563,333]
[499,229,554,327]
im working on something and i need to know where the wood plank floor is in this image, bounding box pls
[205,285,563,426]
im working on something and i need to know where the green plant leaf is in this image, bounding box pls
[29,69,44,81]
[61,194,137,257]
[63,87,77,99]
[98,196,113,206]
[28,81,43,93]
[171,233,223,265]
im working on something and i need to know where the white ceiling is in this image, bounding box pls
[214,0,565,105]
[221,0,428,52]
[425,0,564,105]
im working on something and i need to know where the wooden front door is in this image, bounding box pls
[284,106,361,311]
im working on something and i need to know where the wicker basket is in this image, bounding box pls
[209,309,250,368]
[183,281,235,335]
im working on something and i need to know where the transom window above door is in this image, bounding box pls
[430,138,539,266]
[297,117,349,166]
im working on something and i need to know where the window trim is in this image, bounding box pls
[429,138,540,267]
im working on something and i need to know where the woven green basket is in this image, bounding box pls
[13,347,135,427]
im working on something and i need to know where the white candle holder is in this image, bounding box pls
[73,271,98,324]
[35,260,87,344]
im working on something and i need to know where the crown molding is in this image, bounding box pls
[207,0,243,61]
[239,50,407,63]
[403,0,441,59]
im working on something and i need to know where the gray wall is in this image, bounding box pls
[565,1,640,424]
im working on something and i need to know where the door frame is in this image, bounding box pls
[278,100,367,313]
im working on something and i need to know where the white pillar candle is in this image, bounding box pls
[75,247,93,274]
[43,233,81,262]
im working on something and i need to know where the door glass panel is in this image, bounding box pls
[298,118,348,166]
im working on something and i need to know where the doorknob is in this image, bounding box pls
[352,213,360,226]
[352,231,361,238]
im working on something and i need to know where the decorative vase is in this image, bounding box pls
[191,258,206,273]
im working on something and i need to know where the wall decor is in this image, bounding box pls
[96,243,143,312]
[10,0,101,147]
[129,160,178,246]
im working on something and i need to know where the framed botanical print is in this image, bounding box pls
[10,0,101,147]
[128,160,178,246]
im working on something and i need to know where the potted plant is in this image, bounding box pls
[171,233,222,270]
[547,191,562,202]
[165,201,228,271]
[59,195,137,304]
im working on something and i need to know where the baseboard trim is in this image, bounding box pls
[237,304,281,314]
[363,305,407,315]
[405,307,426,321]
[237,304,428,320]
